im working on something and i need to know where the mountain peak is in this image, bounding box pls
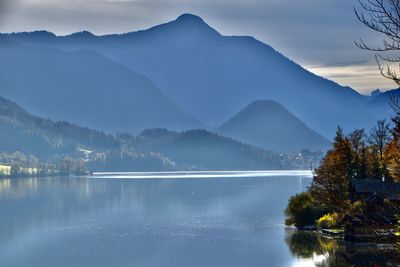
[15,30,57,39]
[247,100,284,110]
[370,89,382,97]
[65,31,96,38]
[171,13,219,35]
[176,13,205,24]
[218,100,330,153]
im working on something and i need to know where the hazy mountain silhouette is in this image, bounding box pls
[0,96,291,170]
[132,128,285,170]
[0,41,202,133]
[218,100,330,153]
[366,88,399,123]
[0,13,378,137]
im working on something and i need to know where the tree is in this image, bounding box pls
[369,120,391,159]
[355,1,400,182]
[57,157,88,176]
[284,192,324,228]
[384,138,400,181]
[311,128,353,211]
[381,96,400,181]
[349,129,368,179]
[368,120,391,179]
[367,145,384,179]
[388,94,400,136]
[355,0,400,85]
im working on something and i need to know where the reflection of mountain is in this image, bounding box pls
[285,230,400,266]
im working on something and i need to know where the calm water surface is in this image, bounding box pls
[0,171,395,267]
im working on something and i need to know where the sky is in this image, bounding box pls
[0,0,396,94]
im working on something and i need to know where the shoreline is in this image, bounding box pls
[286,227,399,247]
[0,169,313,180]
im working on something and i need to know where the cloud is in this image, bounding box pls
[0,0,14,22]
[308,64,396,94]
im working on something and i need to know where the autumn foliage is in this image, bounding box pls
[285,111,400,228]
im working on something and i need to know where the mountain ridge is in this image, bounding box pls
[0,41,203,133]
[0,96,296,171]
[0,95,118,158]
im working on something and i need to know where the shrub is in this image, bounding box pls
[285,191,324,228]
[316,212,342,229]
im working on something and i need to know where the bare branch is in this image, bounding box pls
[355,0,400,85]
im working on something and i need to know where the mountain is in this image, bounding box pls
[0,96,179,173]
[131,128,285,170]
[0,96,118,158]
[0,41,202,133]
[0,13,377,137]
[218,100,330,153]
[0,96,292,171]
[366,88,399,122]
[370,89,382,98]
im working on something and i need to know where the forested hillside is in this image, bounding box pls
[130,128,286,170]
[0,97,317,175]
[0,96,118,157]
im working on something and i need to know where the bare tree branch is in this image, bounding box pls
[355,0,400,85]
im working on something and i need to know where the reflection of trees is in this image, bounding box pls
[286,230,400,266]
[285,230,326,258]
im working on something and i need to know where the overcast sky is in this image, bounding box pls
[0,0,396,94]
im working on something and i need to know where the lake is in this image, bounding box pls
[0,171,396,266]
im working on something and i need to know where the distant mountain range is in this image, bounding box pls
[0,95,292,170]
[0,13,379,138]
[218,100,330,152]
[365,88,400,123]
[0,41,201,133]
[0,13,396,156]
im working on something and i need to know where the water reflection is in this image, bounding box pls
[0,174,312,267]
[2,175,399,266]
[286,230,400,266]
